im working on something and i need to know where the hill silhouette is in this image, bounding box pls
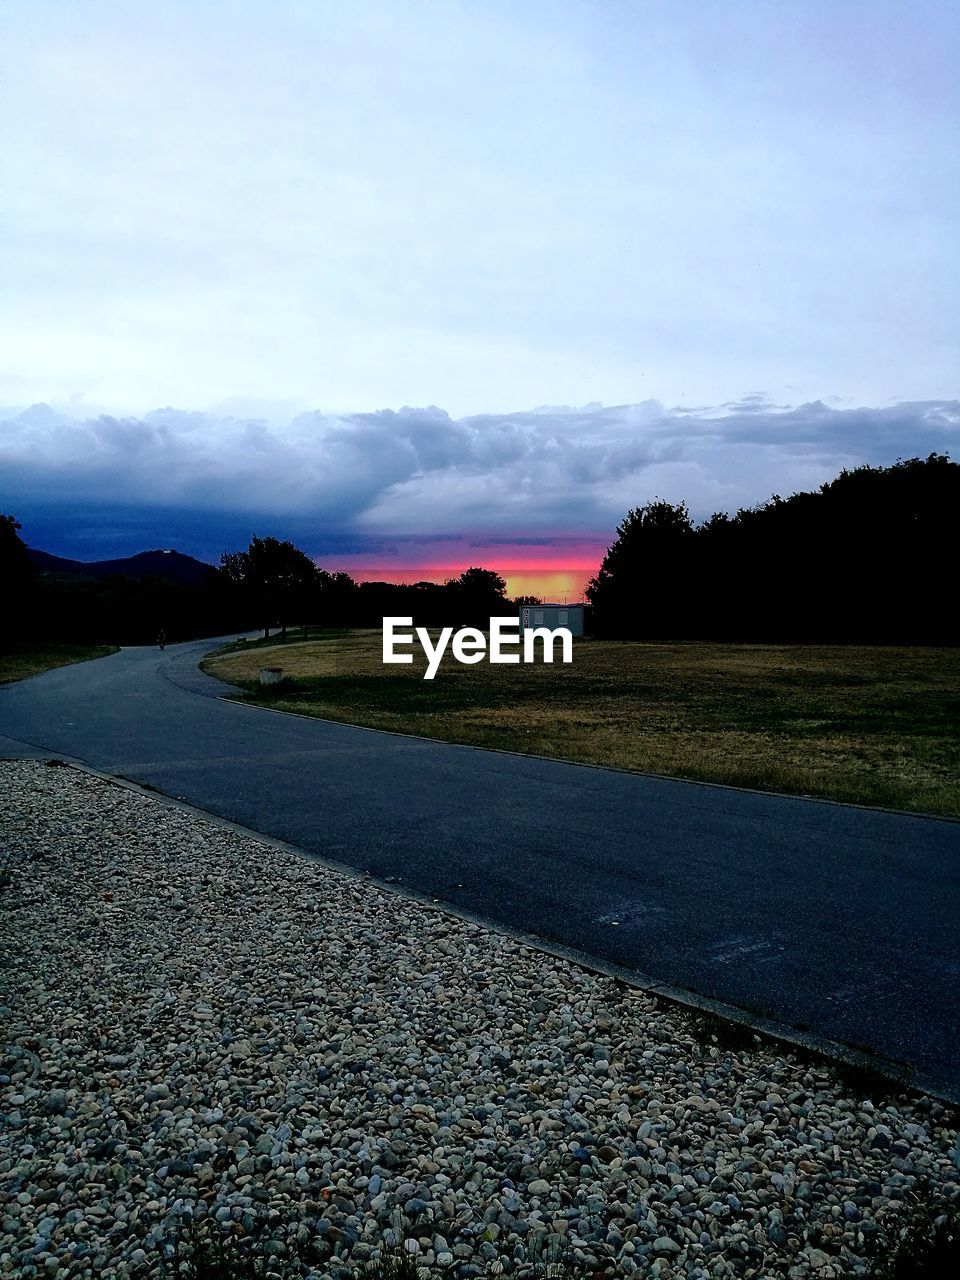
[26,547,215,589]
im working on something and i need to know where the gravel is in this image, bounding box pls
[1,758,957,1278]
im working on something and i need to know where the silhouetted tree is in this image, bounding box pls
[1,514,33,583]
[587,500,695,638]
[587,455,959,643]
[446,567,508,626]
[220,536,320,638]
[315,571,360,627]
[0,514,37,640]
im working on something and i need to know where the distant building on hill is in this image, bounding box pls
[518,603,584,637]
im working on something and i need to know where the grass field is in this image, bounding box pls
[203,631,960,817]
[0,642,118,685]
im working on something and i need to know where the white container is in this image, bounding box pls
[259,666,284,686]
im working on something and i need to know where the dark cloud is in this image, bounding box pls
[2,398,957,559]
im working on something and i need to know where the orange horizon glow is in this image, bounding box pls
[319,537,608,603]
[341,566,594,602]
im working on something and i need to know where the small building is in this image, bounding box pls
[518,603,584,637]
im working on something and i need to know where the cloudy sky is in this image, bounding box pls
[1,0,958,588]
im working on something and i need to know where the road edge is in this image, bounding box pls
[11,750,958,1108]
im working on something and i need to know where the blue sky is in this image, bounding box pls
[1,0,958,562]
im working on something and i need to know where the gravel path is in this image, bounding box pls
[1,759,957,1279]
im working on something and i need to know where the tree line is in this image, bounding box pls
[218,541,511,637]
[3,452,955,648]
[587,453,957,643]
[0,518,515,645]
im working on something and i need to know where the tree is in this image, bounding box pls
[587,500,695,638]
[1,514,37,638]
[219,536,320,639]
[586,455,959,643]
[446,567,508,626]
[1,514,32,577]
[450,566,508,595]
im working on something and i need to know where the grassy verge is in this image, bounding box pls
[0,642,118,685]
[203,632,960,817]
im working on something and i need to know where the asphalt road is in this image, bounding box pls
[2,638,958,1094]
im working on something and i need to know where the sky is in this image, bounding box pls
[1,0,958,596]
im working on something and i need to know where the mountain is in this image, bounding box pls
[26,547,216,588]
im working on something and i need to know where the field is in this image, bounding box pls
[203,631,960,817]
[0,642,118,685]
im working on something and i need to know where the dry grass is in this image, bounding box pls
[203,632,960,817]
[0,642,117,685]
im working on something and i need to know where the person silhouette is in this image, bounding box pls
[157,629,166,651]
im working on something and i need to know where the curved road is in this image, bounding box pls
[2,638,958,1095]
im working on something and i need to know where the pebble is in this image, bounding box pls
[0,759,957,1279]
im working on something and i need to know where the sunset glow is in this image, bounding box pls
[327,538,607,602]
[345,566,595,603]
